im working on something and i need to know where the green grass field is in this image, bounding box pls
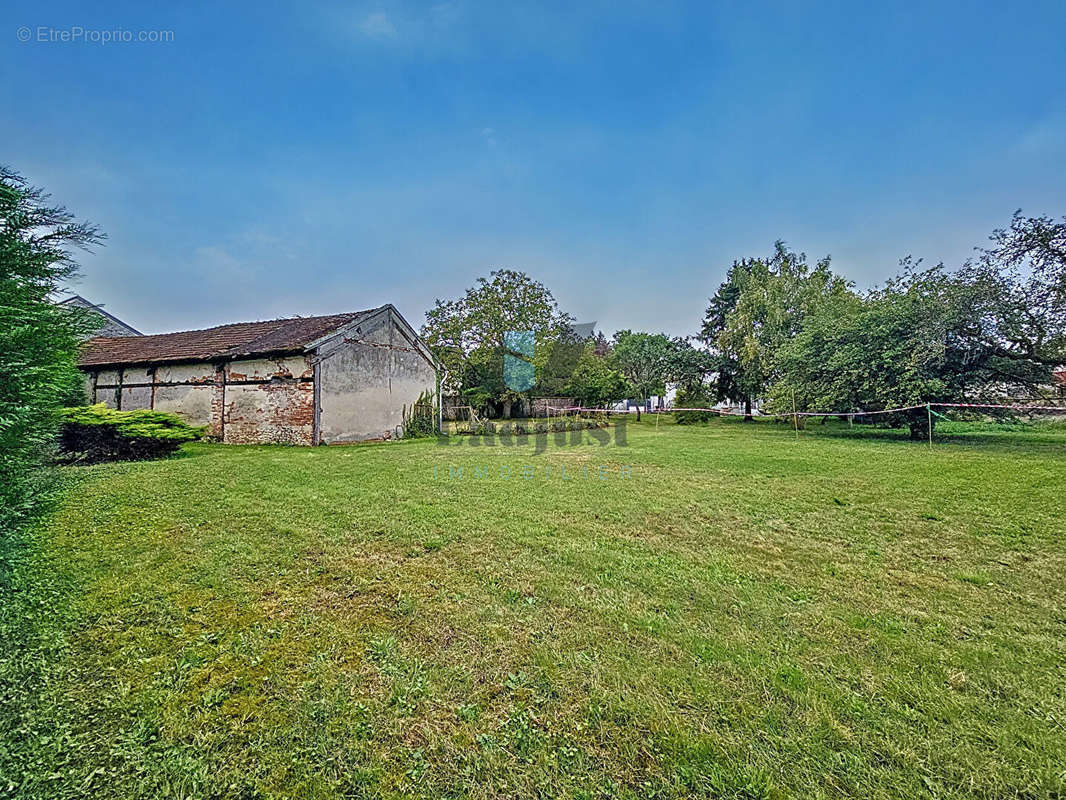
[3,418,1065,799]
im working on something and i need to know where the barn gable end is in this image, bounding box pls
[314,305,437,443]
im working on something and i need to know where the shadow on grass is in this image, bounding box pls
[57,447,208,467]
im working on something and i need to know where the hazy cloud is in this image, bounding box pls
[358,11,397,39]
[1012,113,1066,158]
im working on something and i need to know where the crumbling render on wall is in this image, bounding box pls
[220,357,315,445]
[81,304,438,446]
[89,355,316,445]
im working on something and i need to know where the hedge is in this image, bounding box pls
[459,417,610,436]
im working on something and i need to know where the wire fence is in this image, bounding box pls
[659,402,1065,419]
[545,401,1066,448]
[548,402,1065,419]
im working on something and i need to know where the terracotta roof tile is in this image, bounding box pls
[78,307,383,367]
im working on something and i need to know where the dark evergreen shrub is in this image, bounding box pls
[58,404,202,463]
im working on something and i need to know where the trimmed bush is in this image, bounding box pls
[58,404,202,463]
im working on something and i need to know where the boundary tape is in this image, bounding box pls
[546,402,1065,420]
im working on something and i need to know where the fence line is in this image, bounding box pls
[546,402,1066,421]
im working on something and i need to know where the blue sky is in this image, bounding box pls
[4,1,1065,336]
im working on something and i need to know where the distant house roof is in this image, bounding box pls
[1055,369,1066,386]
[569,321,597,340]
[59,294,142,337]
[78,307,384,368]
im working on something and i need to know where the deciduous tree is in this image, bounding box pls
[703,243,850,418]
[610,330,672,402]
[770,213,1066,438]
[422,269,572,417]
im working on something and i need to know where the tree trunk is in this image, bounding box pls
[743,395,753,422]
[908,411,932,440]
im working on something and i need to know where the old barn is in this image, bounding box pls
[77,305,437,445]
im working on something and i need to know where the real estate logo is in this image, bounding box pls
[440,327,627,452]
[504,330,535,391]
[504,327,588,391]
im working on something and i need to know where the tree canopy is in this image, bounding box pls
[714,214,1066,437]
[422,269,575,415]
[610,330,673,402]
[702,243,850,417]
[423,212,1064,430]
[564,343,628,408]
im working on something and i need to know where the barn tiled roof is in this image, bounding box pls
[78,307,383,367]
